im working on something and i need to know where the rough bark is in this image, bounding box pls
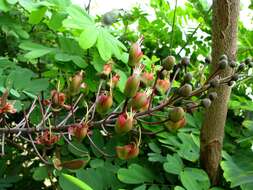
[200,0,240,185]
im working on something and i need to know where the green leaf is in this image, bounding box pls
[79,26,98,49]
[33,166,48,181]
[6,0,17,4]
[96,29,112,61]
[63,5,94,29]
[28,7,47,24]
[174,186,186,190]
[114,69,127,93]
[221,151,253,188]
[180,168,210,190]
[71,56,88,69]
[0,0,10,12]
[59,173,93,190]
[19,41,55,59]
[117,164,155,184]
[48,12,66,31]
[163,153,184,175]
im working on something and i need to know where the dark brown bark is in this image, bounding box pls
[200,0,240,185]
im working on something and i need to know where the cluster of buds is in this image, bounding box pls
[35,130,60,146]
[68,123,89,141]
[0,91,16,114]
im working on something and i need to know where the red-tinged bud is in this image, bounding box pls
[69,71,84,96]
[124,74,141,98]
[103,61,113,76]
[115,112,133,134]
[96,93,113,114]
[141,72,154,86]
[110,74,120,88]
[116,142,139,160]
[165,117,186,132]
[68,123,89,141]
[35,130,60,146]
[128,42,143,67]
[80,82,89,96]
[130,92,148,110]
[60,159,87,170]
[51,90,65,107]
[156,79,170,94]
[0,102,16,114]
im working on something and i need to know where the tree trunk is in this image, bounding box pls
[200,0,240,185]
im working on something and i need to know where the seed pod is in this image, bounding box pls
[238,63,245,71]
[245,58,251,65]
[128,42,143,67]
[69,71,84,96]
[219,54,228,61]
[124,74,141,98]
[162,55,175,71]
[208,92,218,101]
[130,92,148,110]
[116,142,139,160]
[169,107,185,122]
[184,73,193,83]
[181,57,190,66]
[156,79,170,94]
[219,59,228,70]
[165,117,186,132]
[102,12,117,25]
[178,84,192,97]
[141,72,154,86]
[205,56,211,64]
[228,80,235,86]
[201,98,212,108]
[115,113,133,134]
[209,78,220,88]
[231,74,239,81]
[96,93,113,114]
[229,61,237,68]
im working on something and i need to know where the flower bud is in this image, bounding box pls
[156,79,170,95]
[141,72,154,87]
[69,71,84,96]
[130,92,148,110]
[162,55,175,71]
[115,112,133,134]
[110,74,120,88]
[116,142,139,160]
[128,42,143,67]
[96,93,113,114]
[35,130,60,146]
[124,74,141,98]
[165,117,186,132]
[169,107,185,122]
[51,90,65,108]
[68,123,89,141]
